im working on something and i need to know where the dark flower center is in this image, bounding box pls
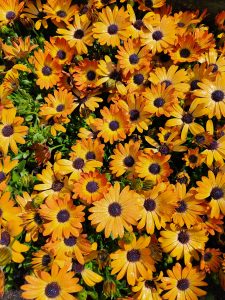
[144,198,156,211]
[108,202,122,217]
[210,187,224,200]
[6,11,16,20]
[109,121,119,131]
[159,145,169,155]
[190,79,200,91]
[149,163,160,174]
[188,154,198,163]
[195,134,205,144]
[57,50,66,60]
[123,156,135,167]
[72,261,84,273]
[211,90,224,102]
[176,200,187,213]
[127,249,141,262]
[52,180,64,191]
[86,181,99,193]
[145,0,153,7]
[133,74,144,85]
[152,30,163,41]
[73,158,85,169]
[145,280,155,289]
[178,231,190,244]
[2,125,14,137]
[209,63,218,73]
[57,209,70,223]
[42,254,51,266]
[154,97,165,108]
[177,279,190,291]
[133,19,143,30]
[180,48,191,58]
[177,176,188,185]
[162,80,172,88]
[56,10,67,18]
[56,104,64,112]
[177,22,185,27]
[86,151,96,160]
[182,113,193,124]
[108,24,118,35]
[0,171,6,183]
[109,70,121,81]
[130,109,140,121]
[0,231,10,246]
[159,53,171,63]
[87,70,96,81]
[74,29,84,39]
[129,54,139,65]
[45,282,60,298]
[201,214,208,222]
[42,66,52,76]
[203,252,212,261]
[34,213,42,225]
[64,236,77,246]
[208,140,218,150]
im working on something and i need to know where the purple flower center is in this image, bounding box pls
[127,249,141,262]
[52,180,64,191]
[209,63,218,73]
[0,231,10,246]
[6,11,16,20]
[211,90,224,102]
[42,66,52,76]
[177,279,190,291]
[2,125,13,137]
[45,282,60,298]
[208,140,218,150]
[188,154,198,163]
[109,121,119,131]
[87,70,96,81]
[108,24,118,35]
[144,198,156,211]
[56,10,67,18]
[154,97,165,108]
[57,209,70,223]
[133,74,144,85]
[74,29,84,39]
[182,113,193,124]
[108,202,121,217]
[86,151,96,160]
[190,79,200,91]
[86,181,99,193]
[123,156,135,167]
[162,80,172,88]
[177,22,185,27]
[180,48,191,58]
[129,54,139,65]
[0,172,6,182]
[64,236,77,246]
[72,261,84,273]
[133,19,143,30]
[130,109,140,121]
[203,252,212,261]
[42,254,51,266]
[34,213,42,225]
[152,30,163,41]
[178,231,190,244]
[57,50,66,60]
[159,145,169,155]
[73,158,85,169]
[176,200,187,213]
[56,104,64,112]
[149,163,160,174]
[210,187,224,200]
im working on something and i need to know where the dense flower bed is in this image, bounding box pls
[0,0,225,299]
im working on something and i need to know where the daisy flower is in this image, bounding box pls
[162,263,207,300]
[182,147,206,169]
[72,171,111,204]
[159,224,208,264]
[200,248,222,273]
[57,14,93,54]
[0,0,24,25]
[198,48,225,74]
[21,264,82,299]
[22,0,48,30]
[92,6,130,47]
[39,195,85,240]
[195,170,225,218]
[110,234,155,286]
[88,182,142,239]
[94,104,130,144]
[0,108,28,155]
[109,140,141,178]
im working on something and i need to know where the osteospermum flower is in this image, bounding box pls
[88,182,142,238]
[135,150,172,183]
[192,73,225,119]
[110,234,155,286]
[21,264,82,299]
[195,171,225,218]
[31,248,54,271]
[72,171,111,204]
[159,224,208,264]
[33,49,62,89]
[0,0,24,25]
[57,13,93,54]
[110,140,141,178]
[92,6,130,47]
[141,13,176,54]
[0,108,28,155]
[149,65,190,98]
[137,183,177,234]
[198,48,225,75]
[39,88,78,120]
[162,263,207,300]
[183,147,206,169]
[22,0,48,30]
[39,195,85,240]
[94,104,130,144]
[200,248,222,273]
